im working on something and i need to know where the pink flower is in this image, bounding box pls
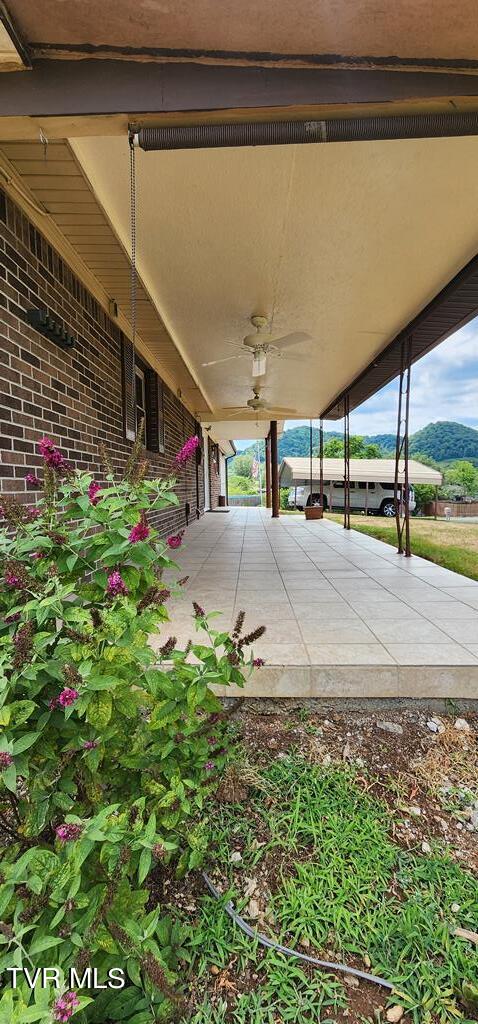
[87,481,101,506]
[25,472,40,487]
[107,571,128,597]
[26,506,41,521]
[204,761,215,771]
[128,517,150,543]
[57,688,79,707]
[167,530,184,549]
[55,824,83,844]
[175,435,200,467]
[5,572,22,588]
[253,658,265,668]
[0,752,13,770]
[37,436,66,470]
[82,739,98,750]
[53,991,80,1022]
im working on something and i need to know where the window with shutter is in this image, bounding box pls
[122,341,165,452]
[144,367,165,453]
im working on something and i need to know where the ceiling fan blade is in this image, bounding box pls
[264,406,298,415]
[220,405,248,412]
[202,353,245,367]
[271,331,311,350]
[275,351,307,362]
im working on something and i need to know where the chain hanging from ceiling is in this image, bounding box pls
[129,137,137,359]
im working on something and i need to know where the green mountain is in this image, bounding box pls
[409,421,478,463]
[232,421,478,466]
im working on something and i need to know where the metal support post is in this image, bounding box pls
[319,417,324,510]
[394,336,412,555]
[344,395,351,529]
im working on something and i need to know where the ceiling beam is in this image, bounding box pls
[3,59,478,128]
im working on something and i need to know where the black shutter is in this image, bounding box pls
[122,337,136,441]
[144,368,165,453]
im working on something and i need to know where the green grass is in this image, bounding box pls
[326,515,478,581]
[178,756,478,1024]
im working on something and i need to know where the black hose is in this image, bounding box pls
[202,872,394,991]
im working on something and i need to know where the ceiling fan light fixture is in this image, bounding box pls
[252,352,267,377]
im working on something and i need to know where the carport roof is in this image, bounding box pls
[279,457,443,487]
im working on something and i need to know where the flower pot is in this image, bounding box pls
[305,505,323,520]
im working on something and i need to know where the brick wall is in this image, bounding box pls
[0,188,205,536]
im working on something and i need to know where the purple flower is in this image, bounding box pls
[57,688,79,707]
[0,752,13,770]
[128,518,150,543]
[49,697,58,711]
[38,436,65,468]
[55,823,83,844]
[167,530,184,549]
[193,601,205,618]
[253,658,265,668]
[25,472,41,488]
[204,761,215,771]
[107,571,128,597]
[26,506,41,521]
[5,571,22,589]
[175,435,200,467]
[82,739,98,750]
[53,989,80,1023]
[87,481,101,506]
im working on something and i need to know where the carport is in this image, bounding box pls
[280,457,443,513]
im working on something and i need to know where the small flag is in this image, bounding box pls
[252,458,259,479]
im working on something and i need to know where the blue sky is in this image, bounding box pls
[234,319,478,448]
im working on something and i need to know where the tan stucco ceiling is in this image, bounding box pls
[70,133,478,421]
[7,0,478,69]
[208,422,284,443]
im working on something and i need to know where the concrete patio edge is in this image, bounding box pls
[214,663,478,699]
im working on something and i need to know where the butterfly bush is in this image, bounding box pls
[0,433,263,1024]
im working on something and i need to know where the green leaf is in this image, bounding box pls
[8,701,36,727]
[12,732,40,755]
[2,762,16,793]
[138,847,152,885]
[86,692,112,729]
[29,935,63,955]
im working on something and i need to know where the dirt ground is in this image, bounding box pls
[233,704,478,872]
[156,704,478,1023]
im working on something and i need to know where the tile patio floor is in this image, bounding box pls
[158,508,478,699]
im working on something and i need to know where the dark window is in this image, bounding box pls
[358,481,375,490]
[135,366,147,437]
[380,482,395,491]
[122,340,165,451]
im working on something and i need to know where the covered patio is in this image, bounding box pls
[158,507,478,699]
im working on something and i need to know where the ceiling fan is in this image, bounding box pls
[202,315,311,376]
[221,385,297,418]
